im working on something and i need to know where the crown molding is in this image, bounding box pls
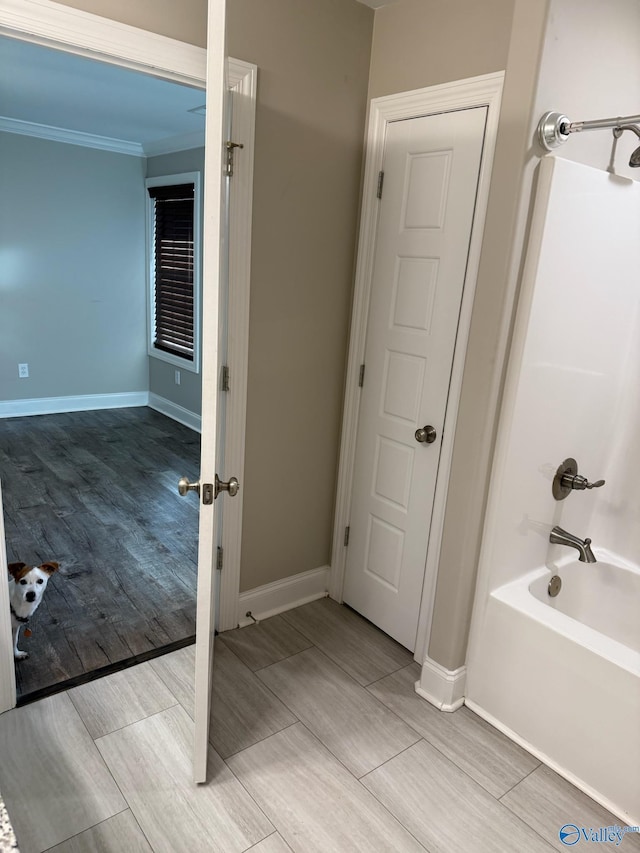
[0,115,145,156]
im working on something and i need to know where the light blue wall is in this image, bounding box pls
[0,132,147,402]
[145,147,204,417]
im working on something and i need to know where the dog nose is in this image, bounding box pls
[25,591,36,602]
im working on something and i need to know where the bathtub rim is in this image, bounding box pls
[492,557,640,677]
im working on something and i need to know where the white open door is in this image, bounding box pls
[190,0,232,783]
[0,0,233,784]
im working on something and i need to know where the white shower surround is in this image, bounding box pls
[466,155,640,822]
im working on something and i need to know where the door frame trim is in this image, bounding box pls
[330,72,504,662]
[218,58,257,632]
[0,0,248,712]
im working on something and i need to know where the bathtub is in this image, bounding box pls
[466,550,640,824]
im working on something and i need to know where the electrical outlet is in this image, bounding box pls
[175,370,181,385]
[18,363,29,378]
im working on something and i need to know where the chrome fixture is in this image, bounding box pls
[215,474,240,499]
[612,125,640,168]
[548,575,562,597]
[415,425,437,444]
[549,526,596,563]
[552,458,605,501]
[537,110,640,152]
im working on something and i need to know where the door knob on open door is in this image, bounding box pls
[415,425,437,444]
[178,477,200,497]
[215,475,240,499]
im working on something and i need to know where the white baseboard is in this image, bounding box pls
[235,565,330,628]
[148,393,201,433]
[0,391,149,419]
[415,657,467,712]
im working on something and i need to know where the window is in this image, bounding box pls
[145,173,201,372]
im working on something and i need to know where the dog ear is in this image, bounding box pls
[8,562,27,580]
[41,562,59,575]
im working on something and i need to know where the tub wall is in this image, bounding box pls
[479,156,640,596]
[470,0,640,600]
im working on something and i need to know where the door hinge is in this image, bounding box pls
[344,526,350,546]
[222,365,230,392]
[376,171,384,199]
[358,364,365,387]
[217,546,224,571]
[224,140,244,177]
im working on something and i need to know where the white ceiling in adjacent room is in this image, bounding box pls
[0,36,206,156]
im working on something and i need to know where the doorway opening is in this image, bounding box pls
[0,36,209,703]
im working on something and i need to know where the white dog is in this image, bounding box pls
[8,561,58,660]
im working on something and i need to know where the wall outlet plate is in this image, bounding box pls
[18,363,29,378]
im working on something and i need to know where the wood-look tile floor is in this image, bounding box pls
[1,598,635,853]
[0,407,201,699]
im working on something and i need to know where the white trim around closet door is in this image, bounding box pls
[330,73,504,669]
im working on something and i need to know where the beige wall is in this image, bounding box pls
[427,0,550,669]
[54,0,208,46]
[226,0,373,591]
[368,0,514,100]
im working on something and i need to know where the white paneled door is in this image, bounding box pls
[191,0,228,783]
[343,107,487,651]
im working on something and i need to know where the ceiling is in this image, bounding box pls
[0,1,397,156]
[0,36,206,157]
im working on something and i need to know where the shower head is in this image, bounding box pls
[613,124,640,167]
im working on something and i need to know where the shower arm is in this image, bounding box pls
[537,110,640,151]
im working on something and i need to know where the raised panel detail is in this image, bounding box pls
[391,257,438,332]
[364,515,404,590]
[402,151,451,230]
[373,437,414,510]
[381,351,425,424]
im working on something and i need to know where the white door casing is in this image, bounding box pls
[331,74,504,662]
[343,108,487,651]
[217,59,257,633]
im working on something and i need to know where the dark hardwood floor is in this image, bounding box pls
[0,407,201,700]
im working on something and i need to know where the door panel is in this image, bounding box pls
[343,107,487,651]
[192,0,227,783]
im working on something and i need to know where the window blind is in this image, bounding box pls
[148,183,195,361]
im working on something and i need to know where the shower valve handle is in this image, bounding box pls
[561,473,605,491]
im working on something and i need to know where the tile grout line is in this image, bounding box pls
[251,644,426,779]
[498,761,543,801]
[61,691,159,853]
[364,675,547,804]
[218,631,314,674]
[498,768,563,853]
[40,808,131,853]
[220,727,299,845]
[358,737,557,853]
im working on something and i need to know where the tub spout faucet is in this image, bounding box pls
[549,526,597,563]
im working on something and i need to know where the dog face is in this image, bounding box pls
[8,561,58,608]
